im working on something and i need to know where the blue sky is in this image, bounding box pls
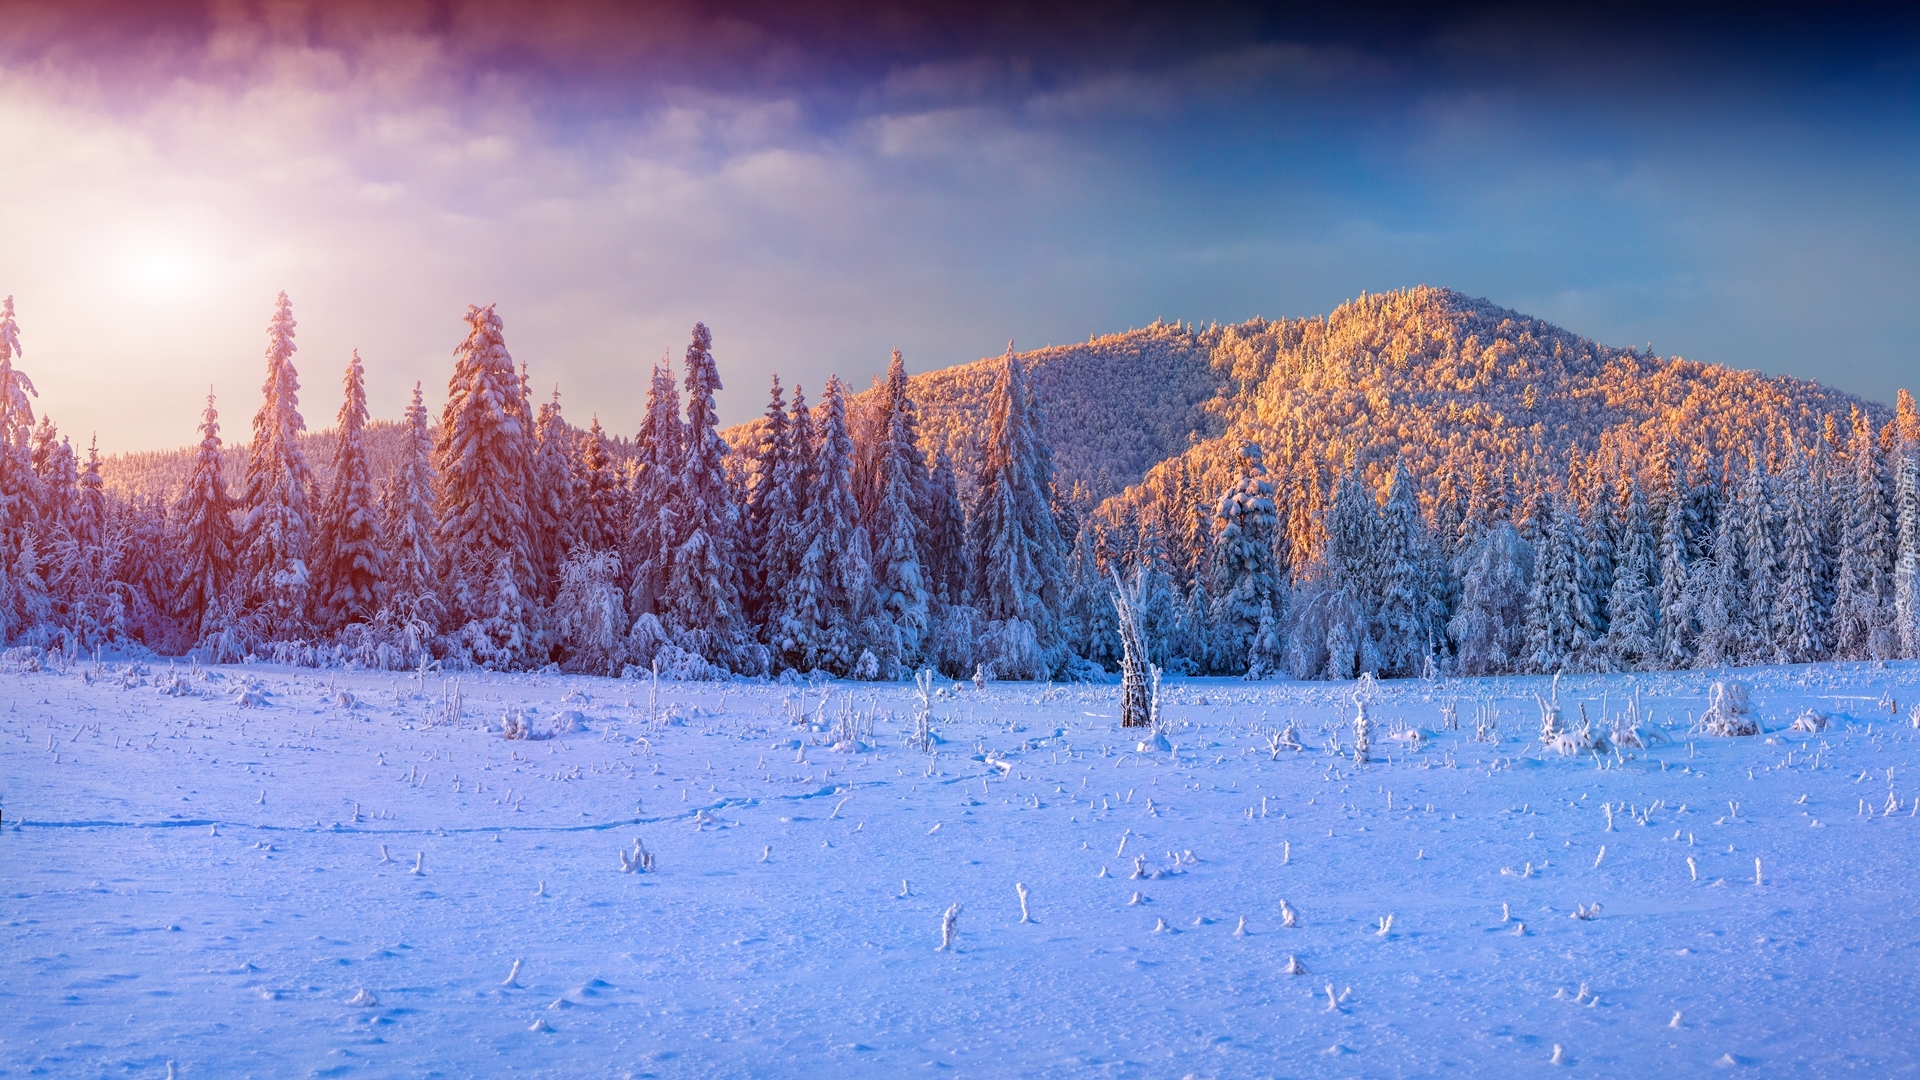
[0,2,1915,451]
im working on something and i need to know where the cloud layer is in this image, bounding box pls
[1,3,1916,452]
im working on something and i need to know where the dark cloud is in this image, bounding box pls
[0,0,1916,451]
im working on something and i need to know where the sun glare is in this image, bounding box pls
[122,247,203,296]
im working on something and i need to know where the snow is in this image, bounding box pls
[8,659,1920,1076]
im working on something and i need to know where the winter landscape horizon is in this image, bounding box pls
[8,3,1920,1078]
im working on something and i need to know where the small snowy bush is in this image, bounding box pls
[1700,681,1759,737]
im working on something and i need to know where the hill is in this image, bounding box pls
[108,287,1888,527]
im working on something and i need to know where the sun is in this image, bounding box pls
[121,246,205,297]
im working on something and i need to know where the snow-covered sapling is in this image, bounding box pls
[937,903,961,952]
[1701,681,1759,738]
[1281,899,1298,927]
[409,851,424,875]
[1352,700,1371,766]
[1016,883,1033,924]
[503,958,523,987]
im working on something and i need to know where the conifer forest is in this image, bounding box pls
[12,286,1916,685]
[12,6,1920,1076]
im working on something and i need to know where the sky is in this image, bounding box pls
[0,1,1916,453]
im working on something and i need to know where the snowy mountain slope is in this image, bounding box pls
[8,657,1920,1076]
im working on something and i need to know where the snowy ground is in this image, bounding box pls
[6,658,1920,1078]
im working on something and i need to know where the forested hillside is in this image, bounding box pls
[18,286,1917,685]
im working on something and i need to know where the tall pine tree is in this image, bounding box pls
[1207,443,1285,677]
[381,383,439,627]
[173,391,235,638]
[664,323,750,668]
[627,359,682,620]
[238,292,316,640]
[313,350,384,630]
[435,303,535,648]
[869,351,930,673]
[966,348,1068,677]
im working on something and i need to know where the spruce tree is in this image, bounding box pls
[381,383,439,627]
[173,391,236,637]
[1206,443,1284,675]
[1736,452,1780,663]
[238,292,316,640]
[74,436,106,550]
[1774,451,1825,663]
[313,350,384,630]
[1834,413,1896,658]
[966,348,1068,676]
[435,303,535,641]
[1449,520,1533,675]
[1655,461,1694,667]
[1371,461,1431,675]
[924,448,967,603]
[1896,450,1920,658]
[530,390,578,595]
[743,375,790,627]
[576,416,619,554]
[626,359,682,619]
[31,419,73,537]
[869,351,930,672]
[775,375,871,673]
[0,296,37,549]
[664,323,749,667]
[1526,497,1585,673]
[1689,488,1746,669]
[1603,481,1658,669]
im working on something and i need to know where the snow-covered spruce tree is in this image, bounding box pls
[868,350,931,674]
[775,375,872,675]
[1526,497,1591,673]
[742,375,790,628]
[1063,521,1122,670]
[923,448,968,603]
[553,548,628,675]
[577,416,621,556]
[1896,450,1920,659]
[1323,465,1378,604]
[626,359,682,623]
[1688,485,1747,669]
[1655,461,1694,667]
[313,351,385,630]
[1736,451,1781,664]
[1205,443,1284,676]
[965,348,1069,679]
[31,420,74,538]
[0,296,37,551]
[1581,470,1617,637]
[172,391,237,640]
[74,436,107,550]
[530,390,578,598]
[1603,481,1658,670]
[1774,451,1826,662]
[236,292,317,642]
[1371,461,1432,676]
[1834,413,1897,659]
[435,304,537,663]
[1448,520,1534,675]
[380,383,440,633]
[664,323,755,671]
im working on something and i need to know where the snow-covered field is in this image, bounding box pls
[7,658,1920,1078]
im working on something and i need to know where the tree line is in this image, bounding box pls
[4,291,1917,681]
